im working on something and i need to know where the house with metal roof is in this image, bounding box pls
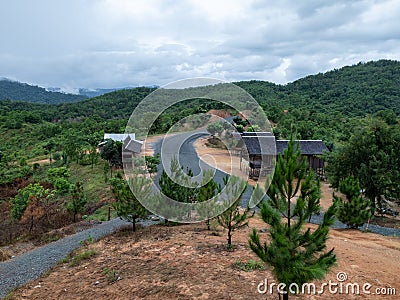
[99,133,143,170]
[239,133,328,179]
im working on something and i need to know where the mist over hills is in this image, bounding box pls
[1,59,399,117]
[0,79,88,104]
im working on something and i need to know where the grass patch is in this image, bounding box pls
[231,259,266,272]
[62,248,97,267]
[68,161,113,206]
[88,205,117,221]
[103,267,121,284]
[68,249,97,267]
[0,249,12,262]
[40,232,60,243]
[79,234,94,246]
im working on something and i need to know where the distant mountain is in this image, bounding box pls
[77,85,158,97]
[78,88,122,98]
[0,79,87,104]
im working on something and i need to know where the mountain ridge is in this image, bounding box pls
[0,79,88,104]
[1,59,399,117]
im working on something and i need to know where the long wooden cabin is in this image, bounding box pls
[239,133,328,179]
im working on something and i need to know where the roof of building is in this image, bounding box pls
[99,133,142,154]
[103,133,135,142]
[242,136,329,156]
[124,139,143,154]
[241,132,274,137]
[242,136,276,155]
[276,140,329,155]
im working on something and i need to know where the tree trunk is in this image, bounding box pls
[132,220,136,232]
[287,196,291,230]
[29,215,34,234]
[227,225,232,247]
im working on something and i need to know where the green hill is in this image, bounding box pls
[236,59,400,116]
[0,79,87,104]
[0,59,399,242]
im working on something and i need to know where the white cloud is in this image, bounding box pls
[0,0,399,89]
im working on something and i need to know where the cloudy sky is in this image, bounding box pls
[1,0,400,92]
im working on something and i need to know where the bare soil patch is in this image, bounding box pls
[194,137,258,186]
[8,216,400,299]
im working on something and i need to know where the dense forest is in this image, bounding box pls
[0,79,87,104]
[0,59,399,244]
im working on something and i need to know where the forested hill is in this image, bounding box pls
[0,79,87,104]
[2,59,400,121]
[237,59,400,117]
[0,87,156,124]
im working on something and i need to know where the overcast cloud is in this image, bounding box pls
[1,0,400,91]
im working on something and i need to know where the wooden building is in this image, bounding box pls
[99,133,143,169]
[240,134,328,179]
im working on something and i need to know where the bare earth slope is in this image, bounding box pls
[8,217,400,299]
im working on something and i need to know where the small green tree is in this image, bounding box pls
[111,174,149,231]
[100,139,123,177]
[47,166,70,182]
[43,139,57,165]
[47,166,71,194]
[301,170,322,222]
[10,183,53,232]
[334,176,374,229]
[217,176,251,248]
[197,170,220,230]
[159,157,197,204]
[86,132,102,169]
[10,183,48,221]
[145,154,160,177]
[249,138,337,300]
[207,121,224,136]
[66,181,87,222]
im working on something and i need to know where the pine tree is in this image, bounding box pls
[159,157,197,204]
[334,176,374,229]
[66,181,87,223]
[197,170,220,230]
[249,138,337,300]
[111,174,149,231]
[217,176,252,248]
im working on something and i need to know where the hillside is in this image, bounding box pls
[2,60,400,120]
[2,59,400,114]
[0,79,87,104]
[6,217,400,300]
[236,59,400,116]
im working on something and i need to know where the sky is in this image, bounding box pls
[1,0,400,92]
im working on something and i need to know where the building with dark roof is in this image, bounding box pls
[239,133,328,179]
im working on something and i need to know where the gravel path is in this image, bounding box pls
[309,213,400,237]
[0,218,157,299]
